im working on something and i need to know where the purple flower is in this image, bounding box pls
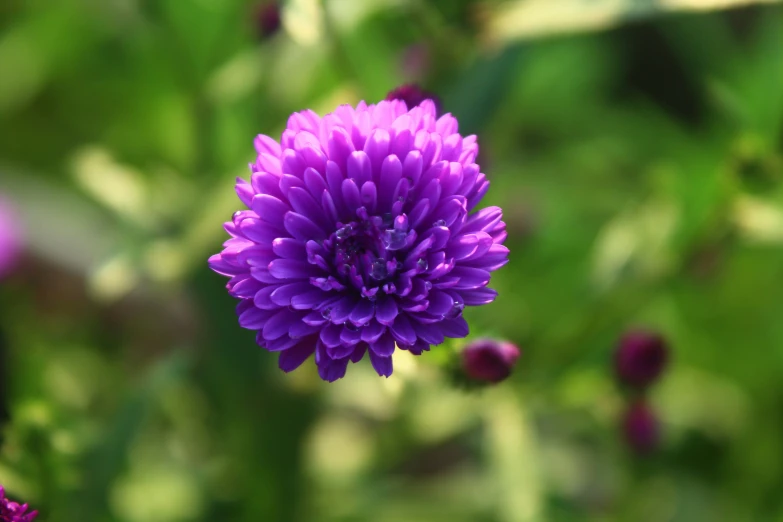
[209,100,508,381]
[0,197,22,280]
[0,486,38,522]
[615,329,669,389]
[461,338,520,383]
[254,2,281,39]
[386,84,442,116]
[622,400,659,454]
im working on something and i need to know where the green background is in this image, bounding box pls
[1,0,783,520]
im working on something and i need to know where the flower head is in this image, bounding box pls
[622,400,659,454]
[614,329,669,389]
[461,338,520,383]
[0,486,37,522]
[209,100,507,381]
[386,85,442,116]
[0,197,22,280]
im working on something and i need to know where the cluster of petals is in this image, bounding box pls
[0,196,22,280]
[0,487,37,522]
[209,99,508,381]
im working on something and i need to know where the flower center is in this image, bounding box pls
[323,207,420,293]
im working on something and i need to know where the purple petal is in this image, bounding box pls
[263,334,300,352]
[390,314,416,345]
[255,134,282,156]
[251,194,289,229]
[407,199,431,230]
[281,149,305,177]
[328,127,355,170]
[347,150,373,185]
[427,290,454,316]
[229,277,262,298]
[315,341,349,382]
[369,350,393,377]
[402,339,430,355]
[402,150,423,186]
[320,323,343,348]
[370,332,396,356]
[459,287,498,305]
[319,357,349,382]
[339,326,362,346]
[304,167,328,200]
[284,211,327,241]
[253,284,279,309]
[422,226,450,251]
[278,339,316,372]
[463,243,509,268]
[440,316,469,338]
[432,196,466,228]
[360,320,385,343]
[239,218,279,244]
[412,320,444,345]
[446,233,486,261]
[375,297,398,326]
[272,238,306,259]
[360,181,377,214]
[270,282,315,306]
[341,178,362,214]
[287,187,329,230]
[250,267,279,284]
[461,206,503,235]
[349,299,375,326]
[280,174,305,193]
[263,309,297,340]
[238,304,271,330]
[450,266,490,290]
[378,155,402,209]
[235,179,254,207]
[363,129,390,174]
[289,321,321,339]
[268,259,321,279]
[291,289,331,309]
[350,345,367,363]
[440,162,463,197]
[329,296,357,324]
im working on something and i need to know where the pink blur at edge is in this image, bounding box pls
[0,196,23,280]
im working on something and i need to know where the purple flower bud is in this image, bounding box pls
[0,196,22,280]
[461,339,520,383]
[614,329,668,389]
[386,84,442,116]
[622,401,659,454]
[0,486,38,522]
[254,2,281,40]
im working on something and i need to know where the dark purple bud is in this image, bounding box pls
[254,2,281,40]
[615,329,668,389]
[622,400,659,454]
[386,84,442,116]
[461,339,520,383]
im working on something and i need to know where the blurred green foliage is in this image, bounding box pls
[1,0,783,521]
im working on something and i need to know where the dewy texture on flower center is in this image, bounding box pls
[209,99,508,381]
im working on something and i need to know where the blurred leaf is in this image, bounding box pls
[72,351,190,520]
[482,0,783,45]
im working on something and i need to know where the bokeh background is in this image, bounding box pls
[1,0,783,520]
